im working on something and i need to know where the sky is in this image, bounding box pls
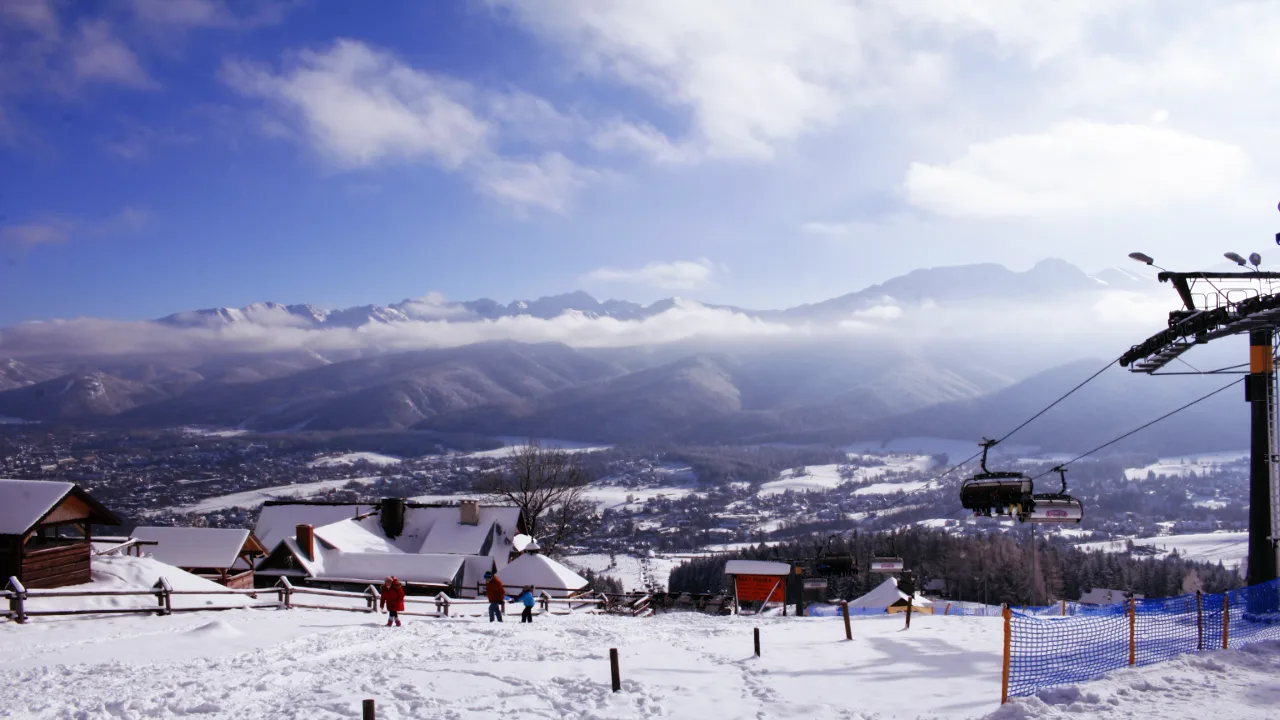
[4,0,1280,327]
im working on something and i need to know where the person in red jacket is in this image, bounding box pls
[380,575,405,627]
[484,571,505,622]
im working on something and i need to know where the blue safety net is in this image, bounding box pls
[1007,579,1280,698]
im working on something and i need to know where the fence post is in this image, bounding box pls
[365,585,380,614]
[609,648,621,692]
[1001,606,1011,704]
[841,601,852,640]
[1222,592,1230,649]
[362,698,375,719]
[153,578,172,616]
[279,577,294,610]
[435,592,448,617]
[540,591,551,613]
[1128,596,1136,666]
[754,627,761,656]
[1196,590,1203,651]
[1060,599,1066,616]
[7,576,27,624]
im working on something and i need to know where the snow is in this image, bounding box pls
[497,553,588,596]
[463,437,612,459]
[0,478,73,534]
[851,480,930,496]
[180,426,249,438]
[130,527,252,570]
[848,576,932,609]
[1,604,1008,718]
[1123,451,1249,480]
[992,640,1280,720]
[173,477,383,514]
[253,502,376,551]
[723,559,791,576]
[17,555,252,615]
[3,588,1275,719]
[584,484,699,511]
[757,456,933,497]
[0,415,33,424]
[1077,532,1248,570]
[307,452,403,468]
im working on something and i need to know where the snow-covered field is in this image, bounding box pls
[171,476,382,514]
[1123,451,1249,480]
[1077,531,1249,570]
[757,455,934,497]
[583,485,700,512]
[307,452,402,468]
[462,438,612,459]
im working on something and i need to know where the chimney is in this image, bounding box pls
[459,499,480,526]
[380,498,405,538]
[296,524,314,560]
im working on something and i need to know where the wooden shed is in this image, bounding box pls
[130,526,268,589]
[1,479,122,589]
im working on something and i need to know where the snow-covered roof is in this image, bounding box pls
[253,502,375,551]
[723,560,792,576]
[497,553,588,596]
[283,537,466,587]
[0,478,119,535]
[848,577,933,609]
[0,479,73,535]
[130,527,263,570]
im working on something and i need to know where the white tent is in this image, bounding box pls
[496,553,588,598]
[848,577,933,612]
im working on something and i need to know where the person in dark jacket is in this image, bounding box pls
[380,575,405,627]
[515,585,536,623]
[484,571,505,622]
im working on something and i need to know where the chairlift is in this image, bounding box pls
[870,557,904,573]
[1019,466,1084,524]
[959,439,1033,518]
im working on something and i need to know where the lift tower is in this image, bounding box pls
[1119,254,1280,590]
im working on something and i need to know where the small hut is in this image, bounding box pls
[0,479,121,589]
[130,526,268,589]
[724,560,792,615]
[496,553,589,598]
[848,576,933,615]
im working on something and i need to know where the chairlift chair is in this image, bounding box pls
[959,439,1034,517]
[1019,466,1084,524]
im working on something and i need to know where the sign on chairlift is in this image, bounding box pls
[870,557,904,573]
[803,578,828,590]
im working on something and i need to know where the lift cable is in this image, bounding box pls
[1027,376,1244,481]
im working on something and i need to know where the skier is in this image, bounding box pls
[484,571,505,622]
[515,585,536,623]
[380,575,405,627]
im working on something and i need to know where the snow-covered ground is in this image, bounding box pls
[1077,531,1248,570]
[462,437,613,459]
[170,476,382,514]
[180,426,250,438]
[583,485,700,512]
[4,554,1276,718]
[307,452,402,468]
[757,455,934,497]
[563,553,685,592]
[1123,451,1249,480]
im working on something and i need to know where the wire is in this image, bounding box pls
[990,357,1119,446]
[1028,376,1244,479]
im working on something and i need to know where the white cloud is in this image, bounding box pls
[490,0,871,161]
[590,120,699,165]
[0,207,149,253]
[903,121,1252,218]
[222,39,593,211]
[71,19,157,89]
[127,0,293,30]
[0,219,73,248]
[2,0,59,40]
[580,259,721,291]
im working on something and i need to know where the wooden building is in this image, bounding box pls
[130,526,268,589]
[1,479,122,589]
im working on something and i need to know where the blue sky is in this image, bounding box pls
[4,0,1280,327]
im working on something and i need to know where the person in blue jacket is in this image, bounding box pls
[516,585,536,623]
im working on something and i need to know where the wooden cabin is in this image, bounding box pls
[129,526,268,589]
[1,479,122,589]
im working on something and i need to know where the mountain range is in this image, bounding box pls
[1,258,1237,454]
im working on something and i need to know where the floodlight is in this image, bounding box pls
[1250,252,1262,267]
[1225,252,1247,266]
[1128,252,1155,265]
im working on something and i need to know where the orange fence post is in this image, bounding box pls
[1222,593,1230,650]
[1001,606,1012,704]
[1128,597,1136,666]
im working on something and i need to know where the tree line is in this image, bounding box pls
[668,527,1242,605]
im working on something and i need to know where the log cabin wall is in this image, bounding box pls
[0,537,20,583]
[21,541,91,589]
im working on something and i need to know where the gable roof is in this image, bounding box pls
[848,577,932,609]
[0,478,121,535]
[131,526,266,569]
[281,536,467,587]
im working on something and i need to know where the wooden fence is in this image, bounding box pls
[3,575,610,624]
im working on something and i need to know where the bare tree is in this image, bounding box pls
[473,439,598,555]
